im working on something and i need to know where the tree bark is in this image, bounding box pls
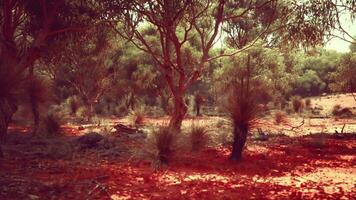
[169,93,187,131]
[230,125,248,161]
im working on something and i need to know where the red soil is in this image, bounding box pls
[1,129,355,199]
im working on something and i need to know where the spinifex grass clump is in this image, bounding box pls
[190,125,209,152]
[129,107,146,127]
[42,113,62,136]
[141,126,178,167]
[274,111,287,124]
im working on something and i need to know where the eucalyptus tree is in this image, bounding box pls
[109,0,355,133]
[110,0,226,130]
[216,0,355,160]
[0,0,120,138]
[331,41,356,101]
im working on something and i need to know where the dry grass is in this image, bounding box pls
[129,107,146,127]
[189,125,209,152]
[274,111,287,124]
[133,126,178,169]
[39,113,62,137]
[291,96,304,113]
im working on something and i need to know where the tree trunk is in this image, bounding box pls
[30,95,40,135]
[29,68,40,135]
[230,125,248,161]
[86,102,94,122]
[0,144,3,158]
[0,99,17,158]
[169,93,187,131]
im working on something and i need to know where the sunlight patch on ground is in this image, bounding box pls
[270,167,356,193]
[157,172,233,186]
[338,155,355,162]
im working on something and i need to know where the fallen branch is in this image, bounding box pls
[114,123,137,134]
[290,118,305,131]
[86,181,111,200]
[341,123,346,134]
[335,123,346,134]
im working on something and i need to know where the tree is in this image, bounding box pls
[213,45,287,160]
[110,0,355,132]
[293,69,327,96]
[331,42,356,101]
[216,0,354,160]
[41,25,116,121]
[0,0,109,139]
[112,0,226,130]
[112,41,166,112]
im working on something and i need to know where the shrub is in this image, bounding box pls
[305,98,311,109]
[114,103,128,117]
[40,113,62,137]
[154,126,176,164]
[190,125,209,152]
[274,111,287,124]
[68,96,80,115]
[332,104,342,116]
[332,105,353,118]
[75,106,89,123]
[129,107,146,126]
[291,96,304,113]
[139,126,177,168]
[285,105,293,115]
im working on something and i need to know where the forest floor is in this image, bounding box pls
[1,94,355,200]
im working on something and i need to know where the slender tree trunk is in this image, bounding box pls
[0,145,3,158]
[196,103,200,116]
[86,102,94,122]
[0,99,17,158]
[169,93,187,131]
[230,125,248,161]
[29,71,40,135]
[30,95,40,135]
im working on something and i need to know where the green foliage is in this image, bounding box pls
[330,50,356,94]
[292,70,326,96]
[214,45,285,105]
[287,49,341,97]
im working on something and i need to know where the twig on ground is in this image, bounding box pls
[341,123,346,134]
[289,118,305,131]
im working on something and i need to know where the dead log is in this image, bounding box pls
[114,124,137,134]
